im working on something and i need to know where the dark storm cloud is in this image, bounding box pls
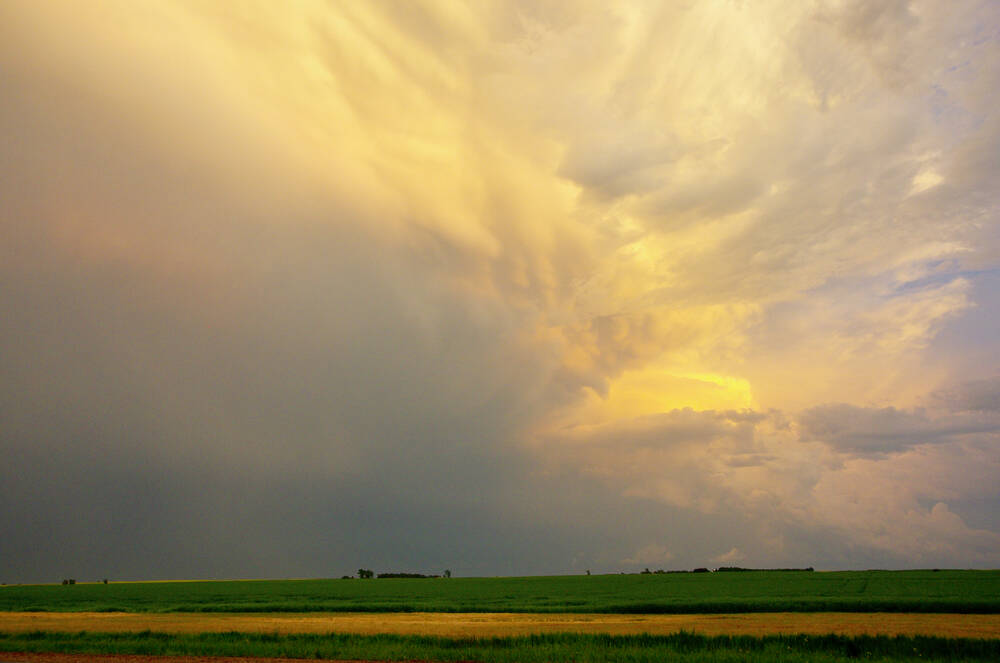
[0,0,709,580]
[2,0,1000,582]
[0,5,564,581]
[799,403,1000,455]
[933,377,1000,413]
[0,212,572,581]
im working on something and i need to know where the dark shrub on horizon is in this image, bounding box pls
[377,573,440,579]
[716,567,815,572]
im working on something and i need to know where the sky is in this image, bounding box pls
[2,1,999,583]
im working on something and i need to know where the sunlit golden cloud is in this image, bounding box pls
[2,0,999,577]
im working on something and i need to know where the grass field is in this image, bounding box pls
[3,570,1000,614]
[4,571,998,662]
[3,630,1000,663]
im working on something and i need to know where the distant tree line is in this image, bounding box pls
[632,566,814,574]
[715,566,814,572]
[348,569,452,579]
[377,572,439,579]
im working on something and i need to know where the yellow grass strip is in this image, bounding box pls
[1,612,999,639]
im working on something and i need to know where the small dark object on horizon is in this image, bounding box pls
[716,566,815,572]
[377,572,440,579]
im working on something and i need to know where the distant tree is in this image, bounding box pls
[586,570,591,576]
[443,569,451,578]
[357,568,374,579]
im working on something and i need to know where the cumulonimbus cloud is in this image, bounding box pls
[1,0,998,579]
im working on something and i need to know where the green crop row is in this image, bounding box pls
[3,570,1000,614]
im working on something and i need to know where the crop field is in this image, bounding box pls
[3,570,999,614]
[2,610,1000,638]
[3,571,999,662]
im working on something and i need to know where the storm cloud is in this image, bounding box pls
[2,1,999,582]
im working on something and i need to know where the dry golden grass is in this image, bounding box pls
[2,612,999,639]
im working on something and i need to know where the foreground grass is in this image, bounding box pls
[4,570,1000,614]
[3,630,1000,663]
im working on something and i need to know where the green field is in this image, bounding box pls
[3,570,999,614]
[2,630,999,663]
